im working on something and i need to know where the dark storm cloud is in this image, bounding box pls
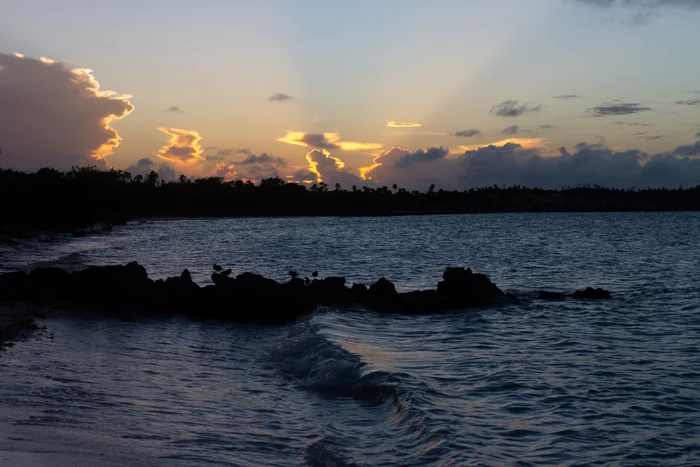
[0,53,134,170]
[675,99,700,106]
[457,141,700,189]
[269,93,295,102]
[502,125,519,135]
[394,147,449,169]
[672,141,700,156]
[166,106,183,113]
[237,153,287,166]
[589,103,652,116]
[455,129,482,137]
[124,158,176,181]
[300,134,341,150]
[553,95,580,100]
[490,100,542,117]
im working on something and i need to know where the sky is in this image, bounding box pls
[1,0,700,189]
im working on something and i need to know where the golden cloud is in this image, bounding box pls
[386,121,422,128]
[156,127,205,165]
[275,131,383,151]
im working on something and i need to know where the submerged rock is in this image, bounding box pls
[572,287,612,300]
[537,291,567,300]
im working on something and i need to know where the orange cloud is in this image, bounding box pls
[211,162,238,181]
[454,137,549,154]
[156,128,205,165]
[0,53,134,170]
[386,121,422,128]
[275,131,383,151]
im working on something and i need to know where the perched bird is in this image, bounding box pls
[221,269,232,276]
[213,264,223,272]
[289,271,299,278]
[312,271,318,278]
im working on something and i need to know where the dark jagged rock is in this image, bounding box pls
[310,277,348,305]
[0,271,29,302]
[436,267,504,309]
[350,283,369,304]
[397,290,440,314]
[69,261,152,303]
[0,263,523,323]
[368,277,398,310]
[537,291,567,300]
[572,287,612,300]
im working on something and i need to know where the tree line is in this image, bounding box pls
[2,166,699,234]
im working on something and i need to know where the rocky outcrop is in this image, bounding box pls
[572,287,612,300]
[0,263,608,323]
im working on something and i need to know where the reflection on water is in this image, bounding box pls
[1,212,699,465]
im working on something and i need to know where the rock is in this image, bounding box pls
[398,290,440,313]
[309,276,348,305]
[0,271,29,302]
[537,291,567,300]
[436,267,504,309]
[350,283,369,304]
[69,261,152,303]
[368,277,398,310]
[572,287,612,300]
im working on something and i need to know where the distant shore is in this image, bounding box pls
[2,167,700,235]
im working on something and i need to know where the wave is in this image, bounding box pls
[271,311,453,465]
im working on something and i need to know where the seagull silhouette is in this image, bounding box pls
[213,264,223,272]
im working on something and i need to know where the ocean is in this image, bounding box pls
[1,213,699,466]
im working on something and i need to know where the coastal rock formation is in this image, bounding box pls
[0,263,609,323]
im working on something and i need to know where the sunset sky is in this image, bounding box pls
[1,0,700,189]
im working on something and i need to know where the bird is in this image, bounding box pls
[213,264,223,272]
[312,271,318,278]
[221,269,232,276]
[289,271,299,278]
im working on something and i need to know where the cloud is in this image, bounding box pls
[166,106,183,113]
[393,147,449,169]
[573,0,700,9]
[696,132,700,138]
[455,129,482,138]
[237,153,287,166]
[614,121,654,126]
[553,95,580,100]
[675,99,700,106]
[502,125,519,135]
[540,124,558,129]
[672,141,700,156]
[156,128,204,165]
[211,162,237,181]
[269,93,295,102]
[490,100,542,117]
[124,158,176,181]
[641,135,667,140]
[275,131,383,151]
[360,147,453,188]
[386,121,422,128]
[0,53,134,170]
[299,149,365,188]
[589,103,652,116]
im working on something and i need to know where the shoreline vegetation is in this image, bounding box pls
[1,167,700,235]
[0,262,611,348]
